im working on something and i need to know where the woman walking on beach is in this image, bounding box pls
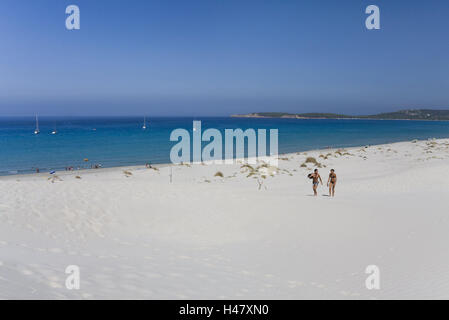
[327,169,337,197]
[310,169,323,196]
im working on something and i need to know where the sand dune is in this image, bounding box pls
[1,138,449,299]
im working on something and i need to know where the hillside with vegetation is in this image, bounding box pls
[231,109,449,120]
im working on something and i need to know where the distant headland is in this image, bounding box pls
[231,109,449,121]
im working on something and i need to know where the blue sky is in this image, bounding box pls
[0,0,448,116]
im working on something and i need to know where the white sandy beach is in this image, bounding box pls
[1,138,449,299]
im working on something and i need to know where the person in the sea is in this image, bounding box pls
[327,169,337,197]
[309,169,323,196]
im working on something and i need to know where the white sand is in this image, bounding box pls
[1,138,449,299]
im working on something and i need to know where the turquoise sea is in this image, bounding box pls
[1,117,449,175]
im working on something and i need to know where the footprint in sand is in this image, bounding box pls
[49,281,63,289]
[240,270,252,276]
[120,284,140,291]
[21,269,34,276]
[169,273,182,278]
[102,267,114,272]
[120,265,135,270]
[48,276,60,282]
[146,272,162,279]
[124,273,140,280]
[25,224,37,232]
[48,276,62,289]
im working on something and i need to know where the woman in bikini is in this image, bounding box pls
[327,169,337,197]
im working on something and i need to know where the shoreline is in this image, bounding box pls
[2,117,449,178]
[1,137,442,180]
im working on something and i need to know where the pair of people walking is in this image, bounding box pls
[308,169,337,197]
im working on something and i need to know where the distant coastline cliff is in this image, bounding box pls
[231,109,449,121]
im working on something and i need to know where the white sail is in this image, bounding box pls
[51,123,57,135]
[34,115,40,134]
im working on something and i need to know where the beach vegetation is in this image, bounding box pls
[48,175,62,183]
[319,153,333,160]
[305,157,318,164]
[247,171,257,178]
[240,164,254,171]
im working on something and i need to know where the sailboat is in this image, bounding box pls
[142,116,148,129]
[51,123,57,135]
[34,115,40,135]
